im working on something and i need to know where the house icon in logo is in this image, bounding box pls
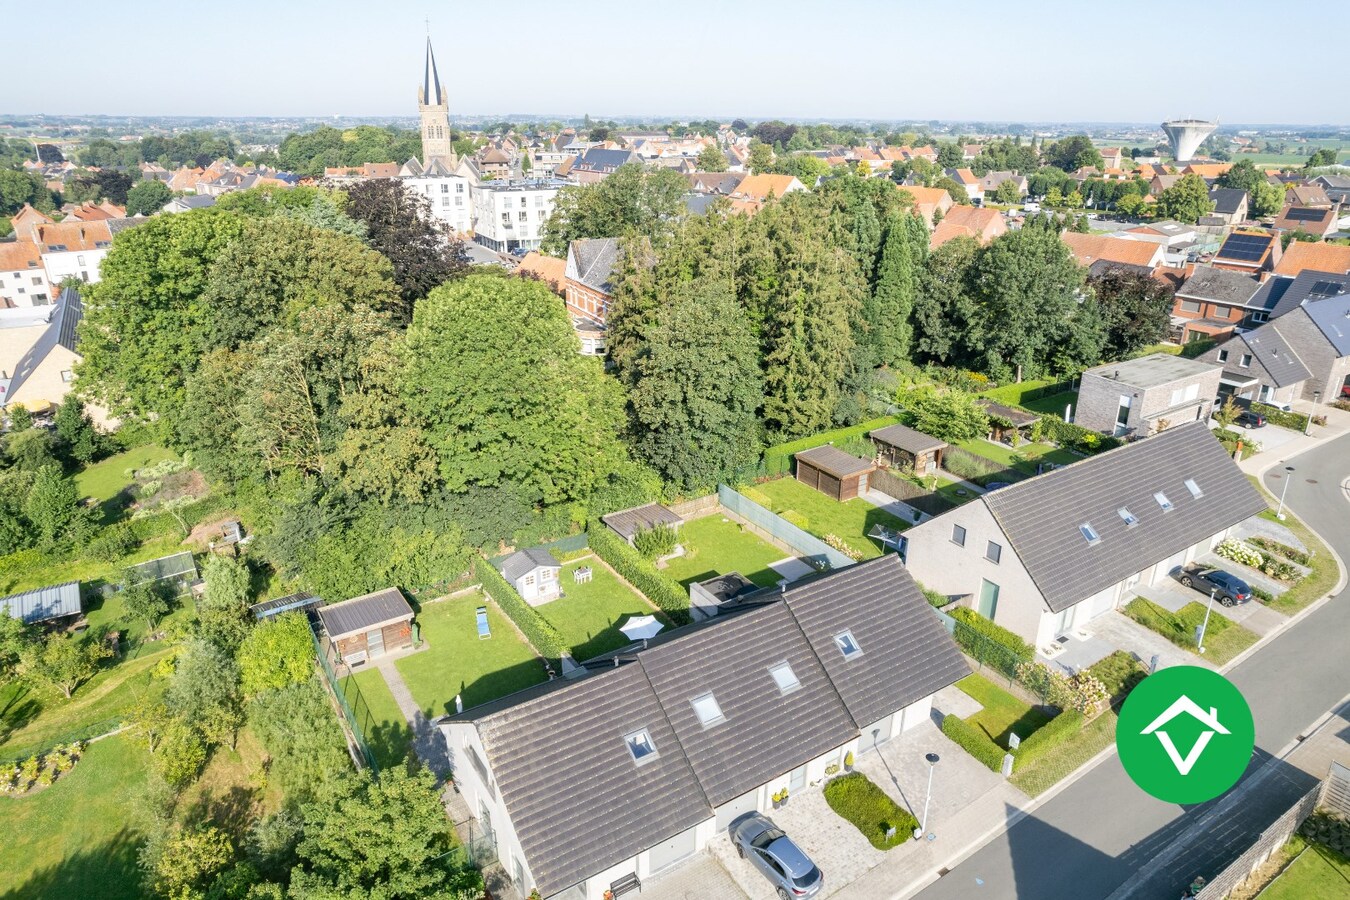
[1140,695,1230,776]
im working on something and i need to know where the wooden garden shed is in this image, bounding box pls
[869,423,948,475]
[978,400,1039,444]
[794,445,876,501]
[317,587,414,668]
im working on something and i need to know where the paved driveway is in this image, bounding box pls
[640,852,748,900]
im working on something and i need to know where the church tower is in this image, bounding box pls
[418,37,455,167]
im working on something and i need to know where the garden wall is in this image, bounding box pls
[718,485,855,571]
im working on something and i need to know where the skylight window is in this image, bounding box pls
[691,693,725,727]
[624,728,658,763]
[768,661,801,694]
[1080,523,1101,545]
[834,630,862,660]
[1117,507,1139,527]
[1154,492,1174,511]
[1184,479,1203,499]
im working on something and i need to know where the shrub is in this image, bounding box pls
[86,523,139,562]
[1215,538,1263,569]
[586,523,690,625]
[920,585,949,608]
[941,714,1006,772]
[632,522,678,560]
[822,772,917,849]
[1246,536,1313,567]
[472,556,566,662]
[949,607,1035,673]
[1036,415,1121,455]
[823,533,863,561]
[1252,403,1310,431]
[1262,558,1300,583]
[1084,651,1146,702]
[1252,586,1275,603]
[1012,710,1085,771]
[1014,661,1108,713]
[762,416,902,472]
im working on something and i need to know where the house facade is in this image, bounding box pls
[1076,354,1222,437]
[440,556,968,900]
[400,157,474,235]
[563,238,618,356]
[1171,267,1262,343]
[0,241,52,308]
[470,179,566,253]
[903,423,1266,651]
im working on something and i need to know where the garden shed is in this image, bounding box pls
[794,445,876,502]
[250,591,322,621]
[602,503,685,547]
[0,581,82,625]
[125,551,200,597]
[869,423,948,475]
[978,400,1039,444]
[317,587,414,667]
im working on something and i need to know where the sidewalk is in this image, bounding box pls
[1235,403,1350,477]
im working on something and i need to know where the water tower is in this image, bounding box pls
[1162,119,1218,163]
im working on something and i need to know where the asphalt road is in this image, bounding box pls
[912,434,1350,900]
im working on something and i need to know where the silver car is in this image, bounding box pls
[731,813,824,899]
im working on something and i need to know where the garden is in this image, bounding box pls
[1121,597,1259,666]
[535,559,674,660]
[822,772,917,850]
[1249,813,1350,900]
[748,476,909,560]
[659,513,787,590]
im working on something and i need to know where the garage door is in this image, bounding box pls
[648,825,698,873]
[1153,549,1188,585]
[715,789,760,833]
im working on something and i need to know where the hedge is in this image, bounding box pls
[1011,709,1085,771]
[1252,402,1310,432]
[949,607,1035,668]
[822,772,917,849]
[472,556,566,663]
[980,380,1072,408]
[586,523,691,625]
[940,714,1006,772]
[1035,415,1121,455]
[762,416,901,472]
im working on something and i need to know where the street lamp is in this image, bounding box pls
[1196,588,1217,654]
[1305,391,1321,436]
[914,752,940,840]
[1275,464,1295,520]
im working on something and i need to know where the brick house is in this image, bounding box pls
[1209,230,1281,275]
[1075,354,1223,437]
[1171,267,1262,343]
[564,238,619,356]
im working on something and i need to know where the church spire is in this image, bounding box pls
[422,37,444,106]
[418,36,454,167]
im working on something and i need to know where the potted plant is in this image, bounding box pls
[779,788,790,807]
[771,789,783,809]
[844,751,855,772]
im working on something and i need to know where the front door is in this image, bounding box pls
[365,627,385,660]
[1053,605,1075,636]
[978,579,1000,620]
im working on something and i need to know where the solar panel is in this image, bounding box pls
[1218,234,1271,262]
[1309,280,1348,300]
[1284,207,1326,222]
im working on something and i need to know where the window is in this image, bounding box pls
[31,276,41,285]
[691,693,725,727]
[441,183,449,193]
[60,370,74,383]
[1251,311,1270,323]
[518,211,528,222]
[834,630,862,660]
[1218,350,1229,363]
[624,728,658,762]
[1170,388,1183,407]
[523,574,534,586]
[1179,300,1202,313]
[1239,354,1252,368]
[1259,384,1271,402]
[457,182,464,193]
[442,196,450,207]
[455,196,463,207]
[768,661,800,694]
[952,524,967,547]
[985,541,1002,564]
[1079,522,1101,545]
[1184,383,1199,402]
[1117,507,1138,527]
[1154,491,1174,511]
[520,196,527,208]
[1184,478,1203,499]
[77,255,86,266]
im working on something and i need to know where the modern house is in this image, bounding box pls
[497,548,562,605]
[601,503,685,549]
[902,423,1266,651]
[869,423,946,475]
[1171,267,1262,343]
[0,289,104,423]
[438,555,969,900]
[0,581,82,625]
[794,445,875,501]
[316,587,414,667]
[0,241,52,308]
[1075,354,1222,437]
[568,148,640,184]
[470,178,566,254]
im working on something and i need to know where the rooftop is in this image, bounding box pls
[1084,353,1221,390]
[795,444,876,478]
[316,587,413,640]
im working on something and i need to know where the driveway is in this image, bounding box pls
[640,852,748,900]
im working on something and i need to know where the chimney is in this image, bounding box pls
[454,694,463,714]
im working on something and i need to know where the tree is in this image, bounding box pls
[124,179,172,217]
[1090,267,1175,358]
[197,556,252,652]
[0,611,28,685]
[748,140,774,175]
[237,612,315,697]
[1044,135,1103,172]
[5,427,58,472]
[934,176,969,205]
[0,169,54,216]
[697,144,728,173]
[23,465,83,548]
[1116,193,1147,217]
[249,680,351,802]
[1216,158,1262,194]
[869,211,927,366]
[912,236,981,365]
[1305,148,1339,170]
[152,716,208,787]
[936,143,964,168]
[54,398,100,465]
[120,580,175,632]
[288,767,478,900]
[7,405,33,432]
[343,178,468,325]
[166,640,243,750]
[1248,179,1285,218]
[141,825,235,900]
[21,633,112,699]
[1214,396,1241,429]
[904,388,989,442]
[625,281,763,492]
[401,274,629,505]
[992,179,1023,205]
[1155,174,1214,224]
[539,165,688,256]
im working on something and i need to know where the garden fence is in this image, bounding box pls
[717,485,855,571]
[0,715,127,767]
[932,606,1046,702]
[868,468,957,518]
[312,630,380,773]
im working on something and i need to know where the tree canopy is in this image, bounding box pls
[539,164,688,256]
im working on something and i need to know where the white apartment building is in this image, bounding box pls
[471,178,567,254]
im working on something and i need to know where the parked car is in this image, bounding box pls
[1171,565,1253,606]
[731,813,824,899]
[1235,409,1266,429]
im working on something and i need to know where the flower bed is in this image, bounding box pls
[822,772,917,849]
[0,742,86,795]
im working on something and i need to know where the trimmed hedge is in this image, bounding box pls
[822,772,917,849]
[1036,415,1121,456]
[586,523,691,625]
[1011,709,1085,771]
[949,607,1035,670]
[762,416,901,472]
[1252,402,1310,431]
[472,556,566,662]
[980,380,1073,408]
[941,714,1006,772]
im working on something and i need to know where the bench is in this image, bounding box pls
[609,872,642,897]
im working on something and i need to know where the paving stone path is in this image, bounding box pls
[374,659,452,780]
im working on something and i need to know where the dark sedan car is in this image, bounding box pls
[731,813,823,899]
[1171,565,1253,605]
[1235,409,1266,429]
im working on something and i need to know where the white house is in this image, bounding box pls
[0,241,52,308]
[471,178,567,254]
[32,220,113,286]
[400,157,474,235]
[439,555,968,900]
[496,548,562,606]
[902,423,1266,653]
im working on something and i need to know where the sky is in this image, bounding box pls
[2,0,1347,125]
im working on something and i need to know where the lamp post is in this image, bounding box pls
[1275,464,1295,520]
[914,752,940,840]
[1305,391,1321,436]
[1196,588,1217,654]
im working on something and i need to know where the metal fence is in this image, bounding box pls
[717,484,855,571]
[312,630,380,773]
[933,606,1044,700]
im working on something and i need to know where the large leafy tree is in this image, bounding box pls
[1043,135,1103,172]
[697,145,728,172]
[401,274,629,505]
[343,178,469,324]
[539,164,688,256]
[625,281,763,491]
[124,179,171,216]
[197,556,253,652]
[912,235,981,365]
[23,465,84,548]
[21,633,112,699]
[166,639,243,749]
[0,169,54,215]
[237,613,315,697]
[868,211,928,367]
[1155,173,1215,224]
[1090,267,1175,359]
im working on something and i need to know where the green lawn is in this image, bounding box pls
[955,439,1079,475]
[754,476,909,560]
[1021,391,1078,417]
[930,474,978,506]
[1121,598,1259,666]
[72,444,177,505]
[536,561,672,661]
[956,674,1053,746]
[396,592,547,717]
[341,668,411,771]
[1261,842,1350,899]
[0,733,149,900]
[661,514,787,589]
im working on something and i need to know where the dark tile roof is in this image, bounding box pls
[573,148,638,174]
[56,287,82,353]
[795,445,875,479]
[1,581,81,624]
[1177,267,1261,305]
[1208,187,1247,216]
[1269,270,1350,319]
[1224,326,1313,387]
[498,548,561,583]
[981,423,1267,613]
[684,193,717,216]
[601,503,684,542]
[869,423,948,454]
[316,587,412,639]
[1303,294,1350,356]
[1088,259,1153,280]
[569,238,620,294]
[1250,275,1295,315]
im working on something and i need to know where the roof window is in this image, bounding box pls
[768,661,801,695]
[834,630,862,660]
[1154,492,1174,511]
[1184,479,1203,499]
[1117,507,1139,527]
[691,692,725,727]
[1080,523,1101,545]
[624,728,658,763]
